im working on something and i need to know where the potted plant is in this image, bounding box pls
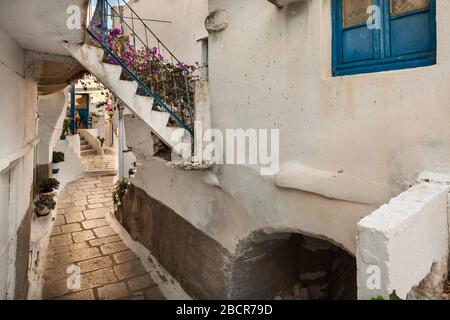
[34,178,60,217]
[60,118,70,140]
[52,151,65,174]
[105,104,114,117]
[34,197,56,217]
[97,136,105,148]
[112,178,130,207]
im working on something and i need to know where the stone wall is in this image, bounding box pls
[115,184,230,299]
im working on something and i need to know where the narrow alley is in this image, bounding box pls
[40,156,165,300]
[2,0,450,305]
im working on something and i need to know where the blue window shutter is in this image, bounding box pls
[332,0,436,76]
[342,26,375,63]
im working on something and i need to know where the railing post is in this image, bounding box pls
[102,0,109,40]
[70,84,76,134]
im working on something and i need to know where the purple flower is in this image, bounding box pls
[110,28,122,37]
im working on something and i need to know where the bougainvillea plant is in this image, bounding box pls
[90,25,198,129]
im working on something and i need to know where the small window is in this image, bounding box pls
[332,0,436,76]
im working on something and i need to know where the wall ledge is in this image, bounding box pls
[274,162,399,205]
[0,138,39,173]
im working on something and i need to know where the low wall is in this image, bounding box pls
[53,135,84,187]
[357,177,450,299]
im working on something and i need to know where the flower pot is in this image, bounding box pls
[52,162,61,175]
[35,205,51,217]
[39,192,55,202]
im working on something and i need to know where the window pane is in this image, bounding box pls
[390,0,429,16]
[342,0,371,27]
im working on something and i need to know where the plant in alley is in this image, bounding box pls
[112,177,130,205]
[52,151,65,164]
[34,178,60,217]
[91,26,198,128]
[97,136,105,147]
[39,177,60,194]
[52,152,65,175]
[33,198,56,217]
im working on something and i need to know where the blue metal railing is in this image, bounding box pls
[87,0,194,135]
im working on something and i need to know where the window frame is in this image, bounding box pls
[332,0,436,76]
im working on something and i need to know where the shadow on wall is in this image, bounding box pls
[115,184,356,300]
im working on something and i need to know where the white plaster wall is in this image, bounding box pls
[357,178,450,299]
[124,0,208,65]
[124,0,450,256]
[53,135,84,191]
[36,89,68,165]
[0,26,38,299]
[0,0,87,56]
[206,0,450,187]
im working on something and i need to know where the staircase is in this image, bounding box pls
[80,135,97,157]
[65,0,193,160]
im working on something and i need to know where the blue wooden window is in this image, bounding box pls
[332,0,436,76]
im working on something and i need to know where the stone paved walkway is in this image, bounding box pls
[83,154,116,172]
[41,174,166,300]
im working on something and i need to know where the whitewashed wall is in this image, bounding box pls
[123,0,208,65]
[36,90,67,166]
[0,26,38,299]
[53,134,84,189]
[124,0,450,256]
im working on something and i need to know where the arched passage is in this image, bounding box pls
[229,231,357,300]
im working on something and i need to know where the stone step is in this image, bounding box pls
[80,140,89,145]
[81,149,97,156]
[81,144,93,151]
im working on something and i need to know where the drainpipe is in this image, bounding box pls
[118,105,125,178]
[70,84,75,134]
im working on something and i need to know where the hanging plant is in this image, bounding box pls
[112,178,130,205]
[91,27,198,129]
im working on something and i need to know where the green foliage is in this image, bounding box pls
[389,290,402,300]
[92,27,198,128]
[52,151,65,163]
[62,118,71,135]
[34,197,56,211]
[113,178,130,205]
[97,136,106,147]
[370,290,402,300]
[39,178,60,193]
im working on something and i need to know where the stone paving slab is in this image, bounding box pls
[41,173,167,300]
